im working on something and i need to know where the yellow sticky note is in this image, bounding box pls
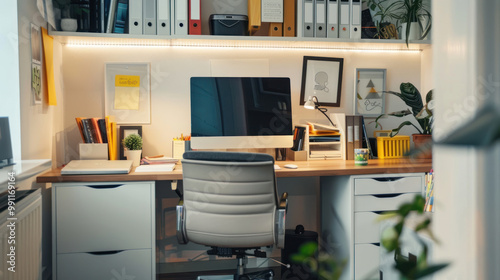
[115,75,140,87]
[114,87,140,110]
[41,27,57,105]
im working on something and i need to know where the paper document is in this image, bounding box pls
[135,164,176,172]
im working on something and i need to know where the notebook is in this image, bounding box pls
[61,160,133,175]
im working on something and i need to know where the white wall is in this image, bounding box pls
[61,46,422,161]
[0,0,21,161]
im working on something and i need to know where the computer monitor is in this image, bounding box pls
[190,77,293,149]
[0,117,14,168]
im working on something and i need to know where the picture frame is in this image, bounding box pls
[300,56,344,107]
[119,126,142,160]
[355,68,386,117]
[105,63,151,124]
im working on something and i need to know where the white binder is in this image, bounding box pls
[143,0,156,34]
[303,0,314,37]
[350,0,361,39]
[129,0,143,34]
[327,0,338,38]
[339,0,349,38]
[315,0,326,37]
[157,0,170,35]
[174,0,188,35]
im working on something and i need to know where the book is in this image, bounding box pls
[98,119,108,143]
[135,163,176,172]
[75,117,86,142]
[113,0,128,33]
[91,118,103,143]
[81,119,95,143]
[141,156,179,165]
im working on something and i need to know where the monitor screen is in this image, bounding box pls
[0,117,14,168]
[190,77,293,149]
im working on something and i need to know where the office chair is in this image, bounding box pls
[177,151,288,280]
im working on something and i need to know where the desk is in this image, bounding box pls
[37,159,431,280]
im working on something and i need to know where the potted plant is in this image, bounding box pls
[375,82,433,158]
[123,134,143,167]
[392,0,432,46]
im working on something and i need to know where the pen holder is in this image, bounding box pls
[172,140,191,159]
[79,143,108,160]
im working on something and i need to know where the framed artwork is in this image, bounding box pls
[105,63,151,124]
[355,68,386,117]
[119,126,142,160]
[300,56,344,107]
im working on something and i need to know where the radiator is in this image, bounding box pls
[0,189,42,280]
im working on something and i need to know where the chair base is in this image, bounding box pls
[197,269,274,280]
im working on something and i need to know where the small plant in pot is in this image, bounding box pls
[392,0,432,46]
[123,134,143,167]
[375,82,433,158]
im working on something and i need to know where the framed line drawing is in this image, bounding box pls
[300,56,344,107]
[355,68,386,117]
[105,63,151,124]
[119,126,142,160]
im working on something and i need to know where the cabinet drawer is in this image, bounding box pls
[354,176,422,195]
[354,212,394,244]
[57,249,152,280]
[55,182,153,253]
[354,193,419,212]
[355,244,380,280]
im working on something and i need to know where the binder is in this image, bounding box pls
[350,0,361,39]
[353,115,361,149]
[143,0,156,35]
[315,0,326,37]
[269,23,283,36]
[262,0,284,37]
[327,0,338,38]
[157,0,170,35]
[346,115,354,160]
[248,0,261,34]
[339,0,349,38]
[283,0,296,37]
[188,0,201,35]
[129,0,143,34]
[174,0,188,35]
[303,0,314,37]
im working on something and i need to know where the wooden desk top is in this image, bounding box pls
[36,159,432,183]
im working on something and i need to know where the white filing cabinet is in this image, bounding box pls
[321,173,424,280]
[52,181,155,280]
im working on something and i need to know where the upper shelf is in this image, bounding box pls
[49,30,431,52]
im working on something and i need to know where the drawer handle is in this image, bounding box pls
[88,250,124,255]
[372,177,403,182]
[85,184,124,189]
[372,193,404,198]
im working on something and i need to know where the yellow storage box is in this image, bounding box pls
[377,136,410,159]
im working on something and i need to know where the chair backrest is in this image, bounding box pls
[181,151,278,248]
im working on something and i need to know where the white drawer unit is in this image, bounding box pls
[321,173,425,280]
[353,173,424,279]
[52,181,155,280]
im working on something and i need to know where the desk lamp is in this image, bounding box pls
[304,96,336,127]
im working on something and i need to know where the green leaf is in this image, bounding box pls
[426,89,433,104]
[388,109,412,117]
[390,121,423,137]
[414,263,450,278]
[298,241,318,257]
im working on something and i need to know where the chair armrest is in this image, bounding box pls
[176,200,188,244]
[275,192,288,249]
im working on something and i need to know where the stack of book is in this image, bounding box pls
[75,116,118,160]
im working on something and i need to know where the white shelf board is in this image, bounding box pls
[309,142,342,145]
[49,31,431,51]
